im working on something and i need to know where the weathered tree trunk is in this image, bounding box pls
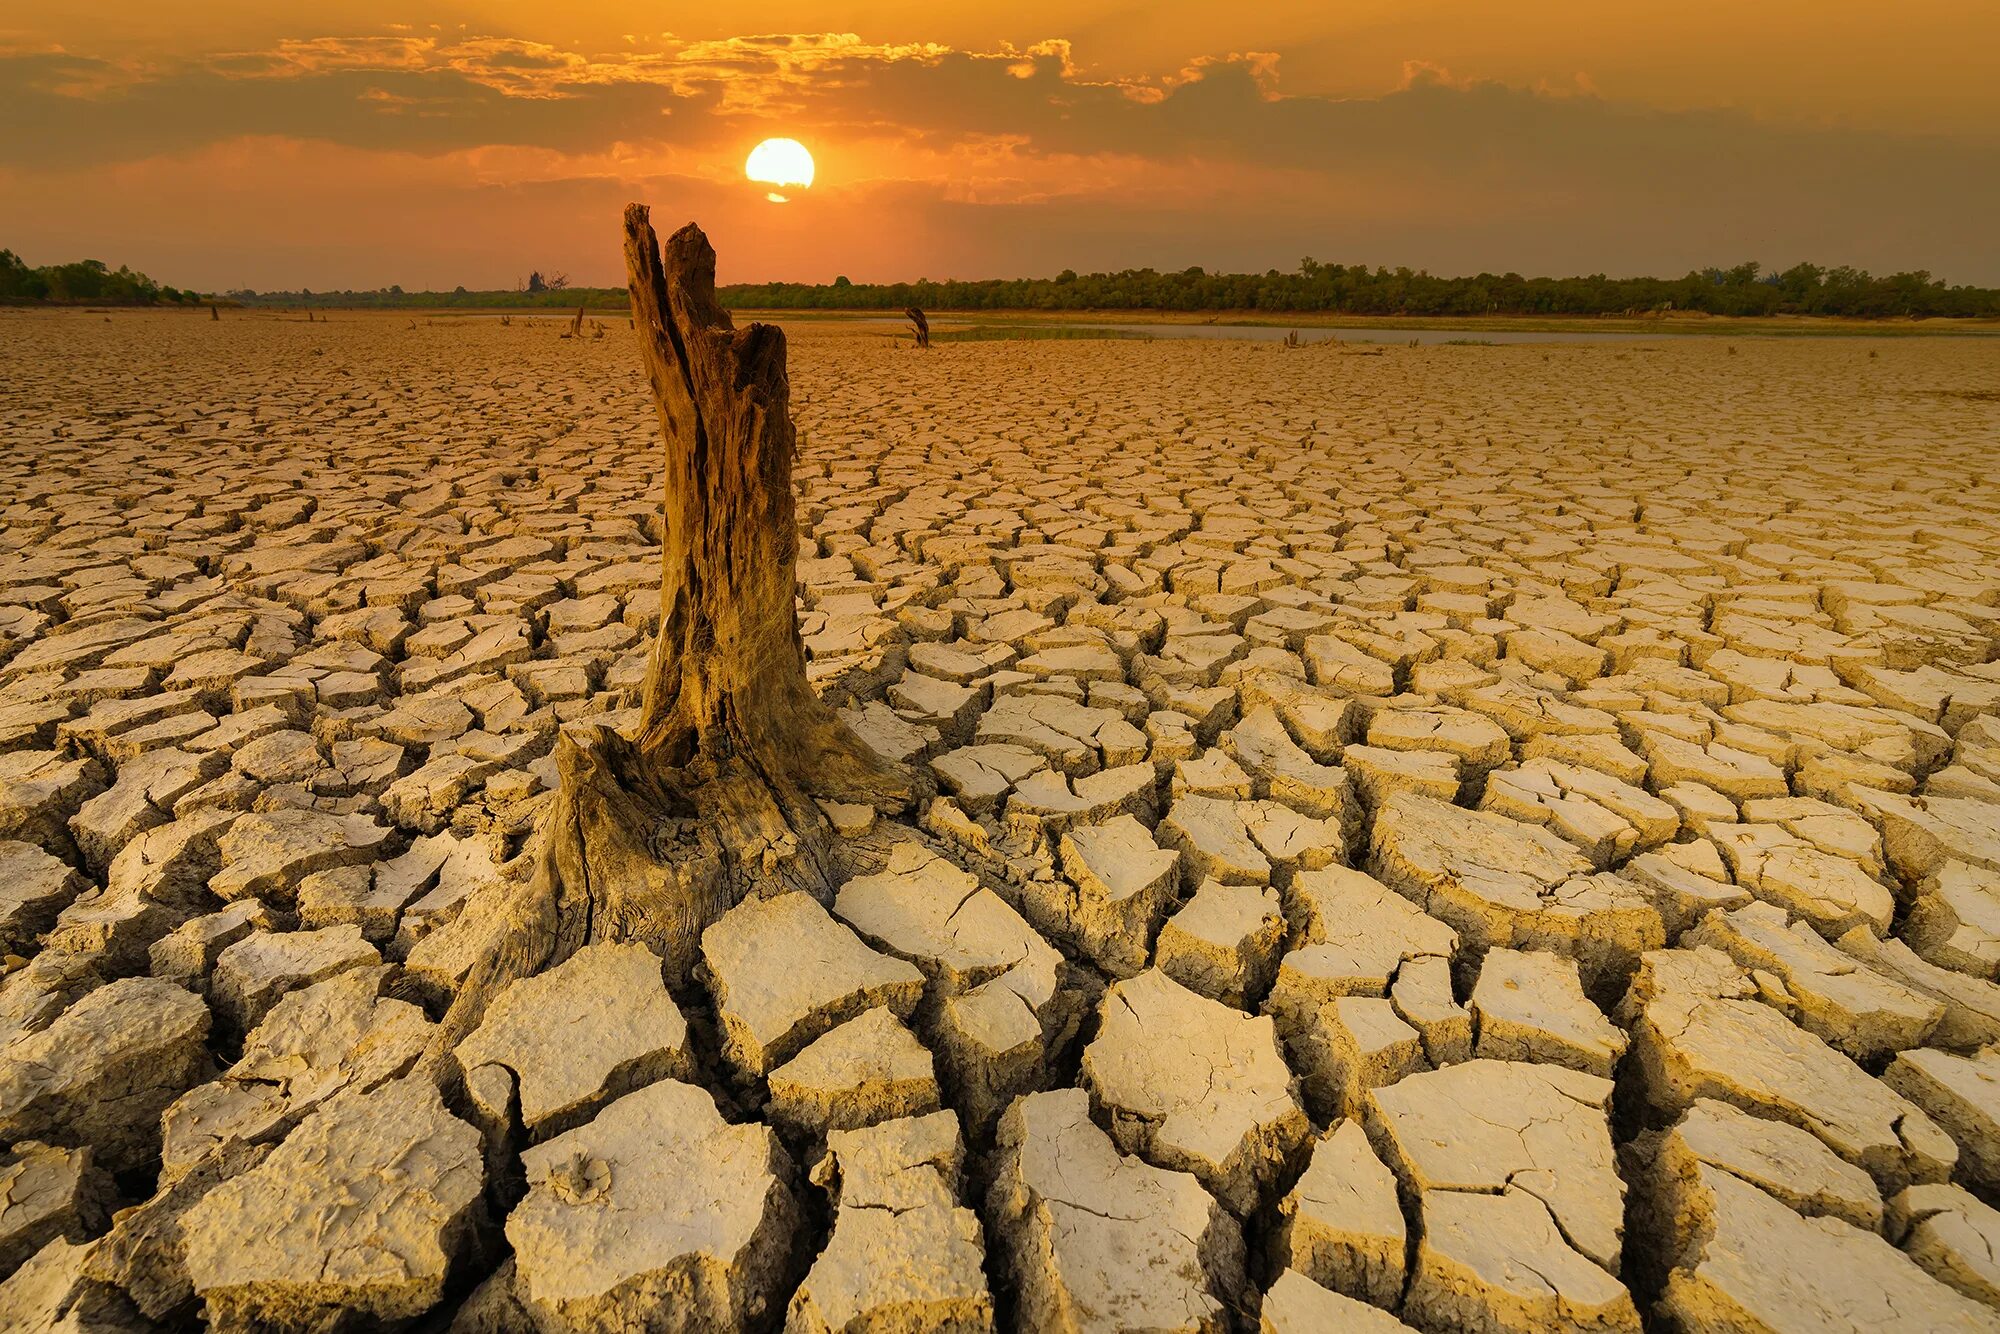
[425,207,909,1063]
[905,306,930,348]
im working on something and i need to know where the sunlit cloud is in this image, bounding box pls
[2,19,1994,289]
[218,35,437,78]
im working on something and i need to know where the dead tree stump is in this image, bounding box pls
[425,206,910,1062]
[905,306,930,348]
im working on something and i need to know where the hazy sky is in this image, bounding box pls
[5,2,1997,290]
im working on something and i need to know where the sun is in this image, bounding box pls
[745,138,815,204]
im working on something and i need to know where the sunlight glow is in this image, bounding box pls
[745,137,815,204]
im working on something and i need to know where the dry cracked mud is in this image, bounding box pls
[2,307,1999,1332]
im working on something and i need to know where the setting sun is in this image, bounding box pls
[745,138,815,204]
[7,5,2000,1331]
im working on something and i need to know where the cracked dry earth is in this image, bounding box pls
[1,311,1999,1334]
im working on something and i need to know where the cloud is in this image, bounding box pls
[4,28,1996,284]
[0,46,722,165]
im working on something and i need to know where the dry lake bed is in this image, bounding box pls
[3,308,2000,1331]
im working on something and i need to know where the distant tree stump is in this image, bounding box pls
[906,307,930,348]
[427,207,911,1062]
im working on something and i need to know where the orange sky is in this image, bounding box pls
[4,2,1996,290]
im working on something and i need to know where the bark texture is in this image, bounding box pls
[425,207,909,1066]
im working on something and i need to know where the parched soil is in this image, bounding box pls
[3,309,2000,1332]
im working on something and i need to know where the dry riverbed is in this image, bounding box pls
[2,309,2000,1331]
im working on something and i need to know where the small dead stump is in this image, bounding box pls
[906,306,930,348]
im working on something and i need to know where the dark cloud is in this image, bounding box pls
[789,50,2000,280]
[0,49,724,165]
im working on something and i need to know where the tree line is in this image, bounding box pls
[11,246,1999,318]
[0,250,203,306]
[721,261,2000,319]
[223,260,2000,319]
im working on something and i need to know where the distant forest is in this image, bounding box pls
[10,249,2000,318]
[0,250,204,306]
[729,261,2000,320]
[222,261,2000,319]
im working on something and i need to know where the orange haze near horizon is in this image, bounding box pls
[3,2,1997,291]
